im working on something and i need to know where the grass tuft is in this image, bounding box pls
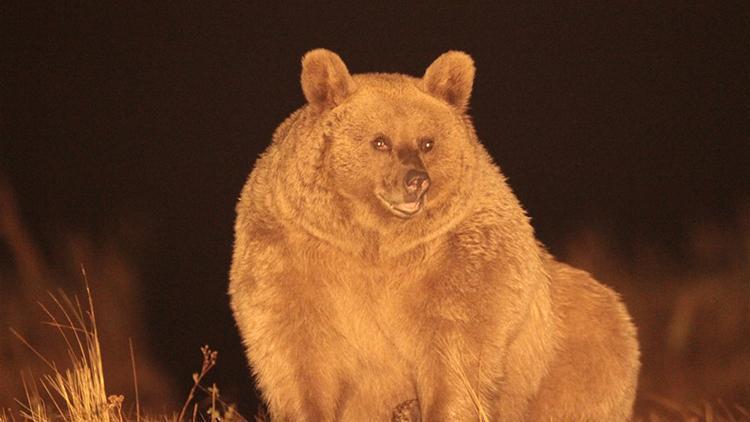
[5,269,247,422]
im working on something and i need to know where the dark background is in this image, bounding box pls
[2,2,748,415]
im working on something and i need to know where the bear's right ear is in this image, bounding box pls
[422,51,475,113]
[301,49,357,113]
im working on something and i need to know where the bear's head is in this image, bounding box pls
[298,49,480,227]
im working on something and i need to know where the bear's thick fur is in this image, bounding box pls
[229,49,640,421]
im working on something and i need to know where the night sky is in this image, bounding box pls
[2,2,748,413]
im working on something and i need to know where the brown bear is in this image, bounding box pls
[229,49,640,421]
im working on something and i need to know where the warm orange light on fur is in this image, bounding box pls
[229,49,640,421]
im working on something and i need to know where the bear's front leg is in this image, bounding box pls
[414,328,498,422]
[251,340,340,422]
[230,270,344,421]
[405,247,536,422]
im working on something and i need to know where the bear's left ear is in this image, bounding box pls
[422,51,475,113]
[301,49,357,113]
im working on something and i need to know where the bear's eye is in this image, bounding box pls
[371,136,391,152]
[420,138,434,153]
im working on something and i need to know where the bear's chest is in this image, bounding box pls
[283,230,453,355]
[294,238,434,357]
[318,268,422,399]
[323,263,417,349]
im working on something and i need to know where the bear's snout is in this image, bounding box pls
[404,169,430,196]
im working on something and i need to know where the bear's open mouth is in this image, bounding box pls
[377,194,425,218]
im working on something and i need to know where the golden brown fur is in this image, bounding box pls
[229,49,640,421]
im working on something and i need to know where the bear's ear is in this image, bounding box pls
[301,49,357,113]
[422,51,475,112]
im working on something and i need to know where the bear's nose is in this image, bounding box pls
[404,169,430,194]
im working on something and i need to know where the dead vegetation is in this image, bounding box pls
[0,176,175,411]
[0,177,245,421]
[0,271,247,422]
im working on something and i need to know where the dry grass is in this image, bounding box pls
[0,176,175,411]
[0,270,247,422]
[3,275,129,421]
[11,274,113,421]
